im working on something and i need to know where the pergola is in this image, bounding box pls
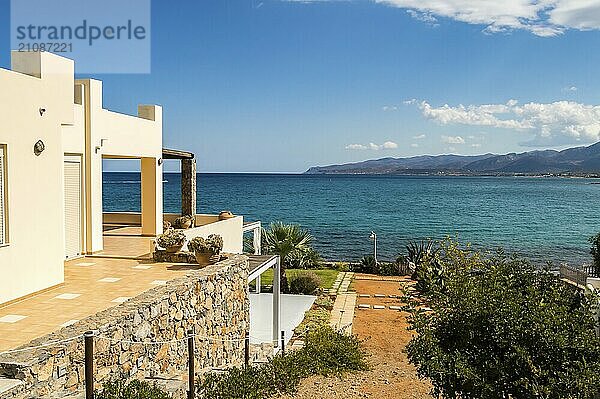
[162,148,196,216]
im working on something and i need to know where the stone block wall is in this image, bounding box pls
[0,255,249,398]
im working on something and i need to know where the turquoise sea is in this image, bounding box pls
[103,173,600,266]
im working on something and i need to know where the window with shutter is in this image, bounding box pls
[0,147,5,245]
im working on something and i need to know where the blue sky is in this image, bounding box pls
[2,0,600,172]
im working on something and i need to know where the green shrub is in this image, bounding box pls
[352,256,412,276]
[188,234,223,254]
[156,230,186,249]
[314,295,334,310]
[288,271,321,295]
[287,247,323,269]
[334,261,349,272]
[407,240,600,398]
[377,261,412,276]
[294,308,330,337]
[354,255,377,274]
[412,238,478,298]
[590,232,600,276]
[96,380,170,399]
[196,327,367,399]
[198,364,276,399]
[407,240,436,278]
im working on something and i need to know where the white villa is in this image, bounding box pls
[0,51,258,306]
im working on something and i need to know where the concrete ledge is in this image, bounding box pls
[0,378,24,399]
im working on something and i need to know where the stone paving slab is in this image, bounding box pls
[0,378,23,398]
[329,293,356,335]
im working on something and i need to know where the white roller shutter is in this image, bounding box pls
[0,147,5,245]
[64,158,82,258]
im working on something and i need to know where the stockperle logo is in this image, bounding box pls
[11,0,151,74]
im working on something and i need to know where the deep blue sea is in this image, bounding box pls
[103,173,600,266]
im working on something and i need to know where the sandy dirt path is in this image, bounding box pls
[281,275,432,399]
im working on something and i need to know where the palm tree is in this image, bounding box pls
[262,222,313,293]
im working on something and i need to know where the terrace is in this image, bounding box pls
[0,226,274,354]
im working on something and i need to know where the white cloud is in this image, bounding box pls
[410,143,419,148]
[416,99,600,146]
[345,144,369,150]
[374,0,600,36]
[471,143,482,148]
[287,1,600,36]
[549,1,600,31]
[563,85,578,92]
[406,9,439,26]
[412,134,426,139]
[345,141,398,150]
[441,135,466,144]
[382,105,398,111]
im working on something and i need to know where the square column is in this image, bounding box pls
[181,158,196,216]
[141,157,163,236]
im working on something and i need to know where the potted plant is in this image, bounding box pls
[188,234,224,265]
[174,215,194,229]
[156,229,187,253]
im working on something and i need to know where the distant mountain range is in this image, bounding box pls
[304,142,600,176]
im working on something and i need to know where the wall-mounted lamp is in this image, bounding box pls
[158,158,163,166]
[39,108,46,116]
[34,140,45,156]
[95,138,109,154]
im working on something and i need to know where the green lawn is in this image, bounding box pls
[251,269,339,291]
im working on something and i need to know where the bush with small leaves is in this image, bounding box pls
[96,380,170,399]
[589,232,600,276]
[288,271,321,295]
[196,327,367,399]
[407,239,600,398]
[156,230,186,249]
[188,234,223,255]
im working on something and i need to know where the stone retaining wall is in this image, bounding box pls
[0,255,249,399]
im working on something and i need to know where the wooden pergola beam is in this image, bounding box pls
[162,148,194,160]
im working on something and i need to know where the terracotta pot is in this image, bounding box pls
[195,252,219,266]
[219,211,234,221]
[180,219,193,229]
[165,244,184,253]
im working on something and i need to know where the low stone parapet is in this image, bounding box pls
[0,255,249,399]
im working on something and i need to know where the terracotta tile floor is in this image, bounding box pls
[0,229,196,352]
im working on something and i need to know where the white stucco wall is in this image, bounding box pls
[182,216,244,254]
[0,52,164,304]
[0,52,74,304]
[78,79,163,252]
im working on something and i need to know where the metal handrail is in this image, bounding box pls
[560,263,588,287]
